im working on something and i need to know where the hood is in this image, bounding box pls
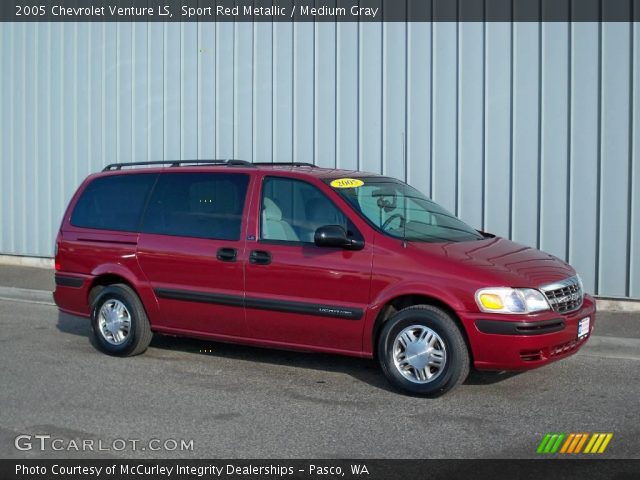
[408,236,576,288]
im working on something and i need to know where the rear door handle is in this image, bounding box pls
[249,250,271,265]
[216,247,237,262]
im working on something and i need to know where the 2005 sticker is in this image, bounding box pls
[330,178,364,188]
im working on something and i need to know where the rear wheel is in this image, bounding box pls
[377,305,469,396]
[90,284,152,356]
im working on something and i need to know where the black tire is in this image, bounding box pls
[377,305,470,397]
[90,284,152,357]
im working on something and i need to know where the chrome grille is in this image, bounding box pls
[540,275,583,314]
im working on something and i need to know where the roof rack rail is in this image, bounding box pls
[227,159,254,166]
[102,160,318,172]
[252,162,317,168]
[102,160,253,171]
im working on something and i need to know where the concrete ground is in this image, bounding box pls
[0,265,638,459]
[0,265,54,291]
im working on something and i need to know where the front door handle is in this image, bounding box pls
[249,250,271,265]
[216,247,237,262]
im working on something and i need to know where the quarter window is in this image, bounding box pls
[141,173,249,241]
[70,173,157,232]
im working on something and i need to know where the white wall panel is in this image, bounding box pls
[0,20,639,299]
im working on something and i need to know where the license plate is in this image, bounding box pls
[578,317,590,339]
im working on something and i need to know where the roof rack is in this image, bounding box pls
[253,162,317,168]
[102,160,253,171]
[102,160,318,172]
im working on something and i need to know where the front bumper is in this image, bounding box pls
[460,294,596,371]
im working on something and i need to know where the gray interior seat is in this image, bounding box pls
[262,197,299,241]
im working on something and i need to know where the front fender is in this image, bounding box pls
[370,281,468,312]
[362,281,470,356]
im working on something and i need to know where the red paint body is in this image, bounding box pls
[54,165,595,370]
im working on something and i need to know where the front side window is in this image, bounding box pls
[330,177,484,243]
[71,173,157,232]
[260,176,354,243]
[141,173,249,241]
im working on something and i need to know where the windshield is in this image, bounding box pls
[329,177,484,243]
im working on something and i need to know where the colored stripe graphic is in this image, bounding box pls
[598,434,613,453]
[550,434,565,453]
[537,433,565,454]
[560,434,575,453]
[537,434,553,454]
[567,433,582,453]
[538,433,613,454]
[574,433,589,453]
[584,434,599,453]
[584,433,614,454]
[544,434,558,453]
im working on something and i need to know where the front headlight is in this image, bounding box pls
[475,287,550,314]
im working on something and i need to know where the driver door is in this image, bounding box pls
[243,175,373,354]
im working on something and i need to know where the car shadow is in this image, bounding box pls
[56,311,395,393]
[56,310,100,350]
[464,370,523,385]
[56,311,522,392]
[57,310,92,337]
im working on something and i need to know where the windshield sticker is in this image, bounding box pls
[330,178,364,188]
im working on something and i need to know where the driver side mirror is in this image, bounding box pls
[314,225,364,250]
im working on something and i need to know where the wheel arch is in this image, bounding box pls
[88,273,138,307]
[87,263,145,306]
[87,264,159,325]
[370,293,473,363]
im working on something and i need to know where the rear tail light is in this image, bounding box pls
[54,242,61,271]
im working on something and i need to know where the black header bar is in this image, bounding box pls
[2,0,640,22]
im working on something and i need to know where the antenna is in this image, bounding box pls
[401,131,408,248]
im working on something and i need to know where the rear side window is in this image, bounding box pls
[141,173,249,241]
[70,174,157,232]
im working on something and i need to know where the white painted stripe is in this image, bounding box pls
[0,286,54,306]
[0,254,54,269]
[595,298,640,313]
[578,336,640,361]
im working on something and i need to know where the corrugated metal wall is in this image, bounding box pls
[0,21,638,299]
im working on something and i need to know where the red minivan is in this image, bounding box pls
[54,160,595,396]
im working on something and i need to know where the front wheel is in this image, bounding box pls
[377,305,470,397]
